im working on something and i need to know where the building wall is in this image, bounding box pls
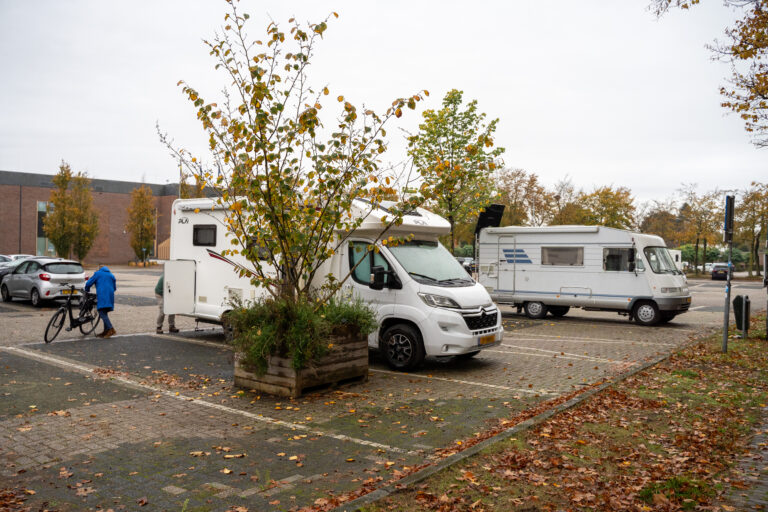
[0,171,182,264]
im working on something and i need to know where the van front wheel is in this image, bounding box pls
[380,324,425,371]
[524,301,548,319]
[633,301,660,326]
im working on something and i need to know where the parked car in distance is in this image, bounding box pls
[0,255,11,264]
[455,257,477,274]
[0,259,28,281]
[1,258,86,306]
[711,263,729,281]
[7,254,34,261]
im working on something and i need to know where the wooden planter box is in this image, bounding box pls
[234,333,369,398]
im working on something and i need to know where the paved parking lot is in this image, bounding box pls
[0,270,765,510]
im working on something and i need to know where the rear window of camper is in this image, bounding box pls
[193,225,217,246]
[541,247,583,266]
[603,248,634,271]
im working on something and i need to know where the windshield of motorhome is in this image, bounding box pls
[643,247,678,274]
[388,240,472,284]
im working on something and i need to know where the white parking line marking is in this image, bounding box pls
[505,333,676,346]
[688,306,707,311]
[369,368,559,396]
[1,346,417,456]
[482,349,600,362]
[500,344,616,363]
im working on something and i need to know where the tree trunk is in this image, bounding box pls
[694,237,700,275]
[448,214,455,255]
[702,239,708,274]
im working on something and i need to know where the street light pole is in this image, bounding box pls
[722,195,735,353]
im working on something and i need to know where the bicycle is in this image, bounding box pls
[44,284,101,343]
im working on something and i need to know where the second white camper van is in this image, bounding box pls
[164,198,504,370]
[476,225,691,325]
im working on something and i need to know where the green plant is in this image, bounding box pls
[229,296,377,374]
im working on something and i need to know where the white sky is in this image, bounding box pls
[0,0,763,203]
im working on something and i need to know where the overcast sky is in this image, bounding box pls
[0,1,762,203]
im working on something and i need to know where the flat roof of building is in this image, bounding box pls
[0,169,179,196]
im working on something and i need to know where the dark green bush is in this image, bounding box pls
[228,297,377,375]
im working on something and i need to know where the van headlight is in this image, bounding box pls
[418,293,460,309]
[661,287,682,294]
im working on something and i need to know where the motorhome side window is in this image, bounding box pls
[193,225,216,246]
[541,247,583,266]
[602,248,634,271]
[348,242,390,285]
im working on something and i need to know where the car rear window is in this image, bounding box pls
[44,263,84,274]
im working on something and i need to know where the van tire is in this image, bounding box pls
[524,301,548,319]
[380,324,425,371]
[633,301,659,326]
[549,306,570,317]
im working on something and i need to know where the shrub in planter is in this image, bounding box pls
[229,297,377,397]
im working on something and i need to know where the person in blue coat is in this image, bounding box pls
[85,265,117,338]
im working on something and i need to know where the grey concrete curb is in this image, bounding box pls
[331,346,683,512]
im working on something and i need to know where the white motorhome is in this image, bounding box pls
[476,225,691,325]
[165,198,503,370]
[668,249,683,271]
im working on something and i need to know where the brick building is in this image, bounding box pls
[0,170,180,264]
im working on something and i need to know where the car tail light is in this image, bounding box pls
[84,275,89,281]
[38,273,51,281]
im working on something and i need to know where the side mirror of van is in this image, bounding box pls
[370,266,386,290]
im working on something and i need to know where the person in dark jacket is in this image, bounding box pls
[85,265,117,338]
[155,275,178,334]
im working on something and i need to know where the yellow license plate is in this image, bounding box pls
[62,289,78,295]
[478,334,496,345]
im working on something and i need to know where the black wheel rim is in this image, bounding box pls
[386,334,413,365]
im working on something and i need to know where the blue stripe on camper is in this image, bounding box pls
[501,249,532,264]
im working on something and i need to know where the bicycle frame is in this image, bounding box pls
[61,285,94,329]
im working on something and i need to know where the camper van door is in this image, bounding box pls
[497,235,519,294]
[164,260,196,316]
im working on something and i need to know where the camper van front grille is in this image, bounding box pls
[463,311,498,331]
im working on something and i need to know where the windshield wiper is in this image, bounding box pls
[409,272,438,282]
[438,277,474,284]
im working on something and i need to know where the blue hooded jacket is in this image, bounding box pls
[85,267,116,311]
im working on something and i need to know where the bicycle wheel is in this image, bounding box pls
[78,299,101,335]
[45,308,67,343]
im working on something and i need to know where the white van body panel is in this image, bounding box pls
[477,225,691,316]
[168,198,503,357]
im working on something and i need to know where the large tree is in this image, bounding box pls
[736,181,768,275]
[678,184,721,274]
[161,4,426,304]
[578,186,636,229]
[43,161,99,260]
[640,200,682,247]
[408,89,504,254]
[494,168,553,226]
[125,185,156,263]
[654,0,768,147]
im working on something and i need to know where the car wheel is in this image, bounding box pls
[524,301,548,319]
[633,301,660,326]
[549,305,570,318]
[380,324,425,371]
[30,288,42,307]
[0,285,10,302]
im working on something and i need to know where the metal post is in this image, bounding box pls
[743,296,750,339]
[722,194,735,353]
[722,243,733,353]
